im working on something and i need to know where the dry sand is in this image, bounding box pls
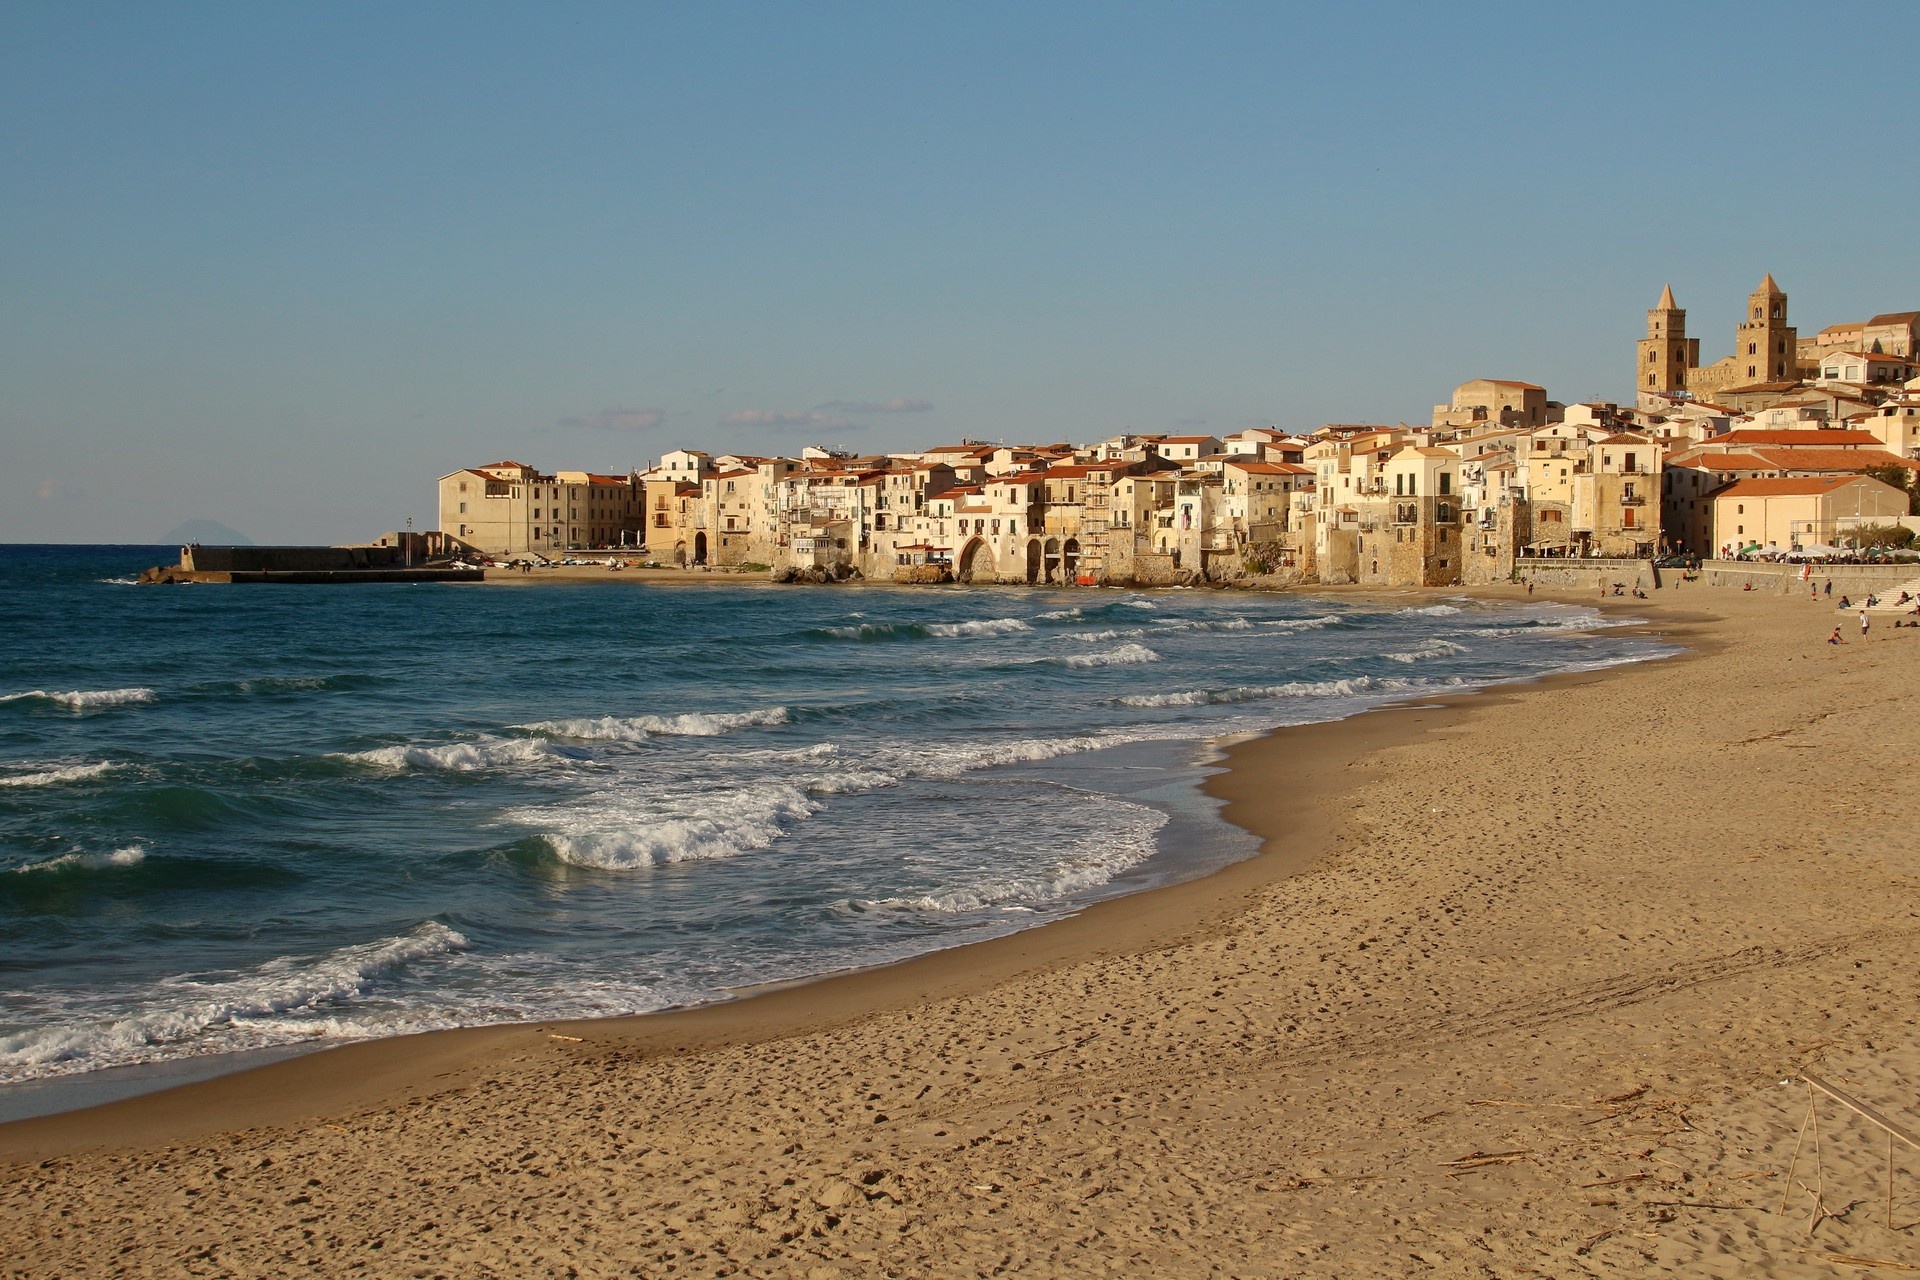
[4,585,1918,1278]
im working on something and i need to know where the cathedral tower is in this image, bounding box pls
[1636,284,1697,393]
[1735,274,1796,384]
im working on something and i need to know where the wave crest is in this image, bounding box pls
[0,762,119,789]
[523,707,790,741]
[1061,643,1161,668]
[0,687,156,710]
[342,737,594,773]
[12,846,146,875]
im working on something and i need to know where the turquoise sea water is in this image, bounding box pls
[0,546,1667,1095]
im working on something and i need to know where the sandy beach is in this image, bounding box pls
[4,584,1917,1278]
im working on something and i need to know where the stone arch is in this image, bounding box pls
[673,541,687,566]
[1025,539,1042,583]
[957,537,992,583]
[693,532,708,564]
[1043,537,1062,583]
[1063,538,1081,580]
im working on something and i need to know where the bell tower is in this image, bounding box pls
[1735,274,1797,384]
[1636,284,1697,394]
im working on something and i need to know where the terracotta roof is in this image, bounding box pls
[1474,379,1545,390]
[1160,435,1220,445]
[1716,429,1880,447]
[1749,447,1917,473]
[1715,476,1884,498]
[1225,460,1312,475]
[479,460,532,471]
[1869,312,1920,326]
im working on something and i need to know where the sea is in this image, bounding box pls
[0,545,1670,1116]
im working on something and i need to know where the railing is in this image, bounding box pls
[1619,495,1646,506]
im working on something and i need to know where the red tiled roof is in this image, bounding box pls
[1716,476,1887,498]
[1716,429,1881,447]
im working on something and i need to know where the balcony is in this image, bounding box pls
[1619,494,1646,506]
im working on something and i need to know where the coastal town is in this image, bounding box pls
[437,276,1920,587]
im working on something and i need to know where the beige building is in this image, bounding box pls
[1433,379,1551,430]
[1713,475,1910,554]
[438,461,642,557]
[1573,432,1660,557]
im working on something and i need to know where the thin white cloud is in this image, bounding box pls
[561,406,667,431]
[815,396,933,414]
[720,409,865,432]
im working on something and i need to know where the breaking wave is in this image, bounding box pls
[1061,642,1161,668]
[523,707,790,741]
[1118,675,1432,707]
[0,761,120,789]
[851,803,1167,915]
[530,785,822,870]
[342,737,595,773]
[1382,639,1471,663]
[0,687,156,710]
[0,922,468,1080]
[11,846,147,874]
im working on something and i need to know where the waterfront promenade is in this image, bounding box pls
[3,584,1916,1278]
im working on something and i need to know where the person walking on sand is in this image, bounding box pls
[1861,608,1870,638]
[1825,579,1832,597]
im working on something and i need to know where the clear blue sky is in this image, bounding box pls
[4,1,1912,543]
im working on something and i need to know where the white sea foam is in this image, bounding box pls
[0,687,156,710]
[1061,642,1161,668]
[1402,603,1463,617]
[1064,627,1146,642]
[924,617,1033,637]
[1261,614,1342,631]
[342,736,592,773]
[1382,639,1471,663]
[523,707,790,741]
[1035,608,1083,621]
[1123,598,1158,609]
[12,846,146,874]
[853,803,1167,915]
[1118,675,1423,708]
[95,576,140,586]
[1467,611,1632,637]
[0,922,467,1079]
[1151,616,1253,632]
[819,622,900,640]
[0,761,119,789]
[529,784,821,870]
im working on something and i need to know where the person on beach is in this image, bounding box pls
[1830,627,1844,645]
[1825,579,1833,597]
[1861,609,1870,637]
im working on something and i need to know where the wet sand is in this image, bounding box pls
[4,585,1916,1278]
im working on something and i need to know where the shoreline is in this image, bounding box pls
[10,583,1912,1275]
[0,583,1661,1152]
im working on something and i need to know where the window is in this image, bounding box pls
[1439,473,1451,496]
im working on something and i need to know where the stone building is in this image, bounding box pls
[438,461,642,558]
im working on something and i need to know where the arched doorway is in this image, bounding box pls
[693,532,708,565]
[1063,538,1081,580]
[1043,537,1061,583]
[673,541,687,567]
[957,538,992,583]
[1025,539,1042,583]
